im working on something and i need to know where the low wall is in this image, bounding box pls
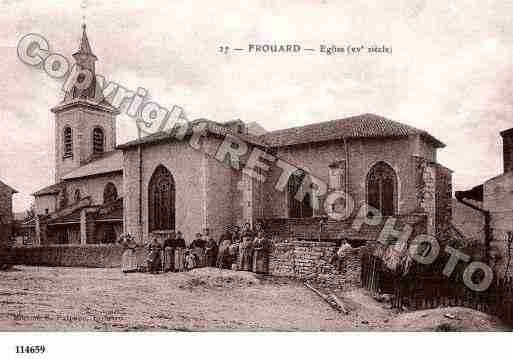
[269,240,365,289]
[11,241,365,289]
[10,245,134,268]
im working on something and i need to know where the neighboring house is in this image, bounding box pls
[0,180,17,241]
[451,198,485,244]
[28,23,453,248]
[457,127,513,278]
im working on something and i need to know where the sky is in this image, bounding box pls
[1,0,513,213]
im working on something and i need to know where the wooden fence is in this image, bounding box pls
[361,252,513,325]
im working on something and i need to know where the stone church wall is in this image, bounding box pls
[264,136,422,219]
[65,173,123,207]
[414,156,453,242]
[124,139,207,244]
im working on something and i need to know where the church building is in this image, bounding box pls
[28,25,453,248]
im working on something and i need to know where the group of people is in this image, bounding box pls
[119,222,271,275]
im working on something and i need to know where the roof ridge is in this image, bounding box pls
[259,113,418,136]
[259,113,444,148]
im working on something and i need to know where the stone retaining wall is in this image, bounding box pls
[11,240,365,290]
[269,240,365,289]
[10,245,129,268]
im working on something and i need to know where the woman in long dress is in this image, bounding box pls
[238,234,254,271]
[174,231,186,272]
[120,234,138,273]
[217,229,232,269]
[242,222,254,239]
[162,232,176,272]
[228,240,240,270]
[252,231,270,274]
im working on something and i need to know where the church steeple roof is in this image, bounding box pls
[52,23,119,113]
[65,23,99,102]
[73,24,97,60]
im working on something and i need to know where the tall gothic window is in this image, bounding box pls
[93,127,105,154]
[287,170,313,218]
[63,127,73,158]
[74,189,81,202]
[103,182,118,204]
[149,165,175,232]
[366,162,397,217]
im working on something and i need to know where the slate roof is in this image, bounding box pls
[455,184,484,203]
[61,151,123,180]
[73,24,96,58]
[52,97,120,114]
[117,119,268,149]
[47,210,81,225]
[96,207,123,222]
[33,152,122,196]
[32,182,64,197]
[259,113,445,148]
[46,198,123,225]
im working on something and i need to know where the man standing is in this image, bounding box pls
[146,236,162,274]
[331,239,352,271]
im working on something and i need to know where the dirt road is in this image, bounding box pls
[1,266,505,331]
[0,266,395,331]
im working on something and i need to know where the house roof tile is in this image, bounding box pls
[258,113,445,148]
[32,182,64,197]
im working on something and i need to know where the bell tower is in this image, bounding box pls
[51,24,120,183]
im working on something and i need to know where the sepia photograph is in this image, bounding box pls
[0,1,512,356]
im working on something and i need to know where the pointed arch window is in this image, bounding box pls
[366,162,398,217]
[93,127,105,154]
[103,182,118,204]
[74,189,81,202]
[149,165,176,232]
[63,126,73,158]
[287,170,313,218]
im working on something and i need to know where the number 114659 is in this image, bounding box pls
[15,346,45,354]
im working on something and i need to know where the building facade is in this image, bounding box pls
[28,25,452,250]
[0,180,17,242]
[119,115,452,245]
[457,127,513,278]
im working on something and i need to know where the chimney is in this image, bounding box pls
[500,128,513,173]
